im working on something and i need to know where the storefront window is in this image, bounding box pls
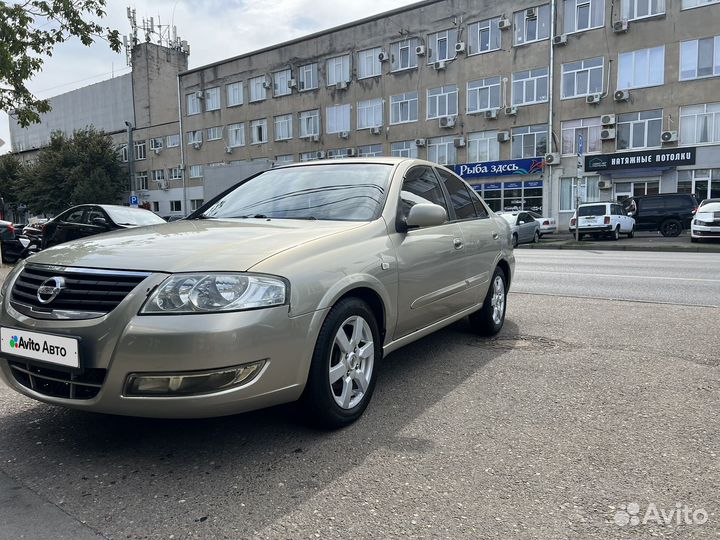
[677,169,720,200]
[471,180,544,212]
[560,177,600,210]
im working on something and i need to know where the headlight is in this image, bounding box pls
[140,273,287,314]
[694,219,708,226]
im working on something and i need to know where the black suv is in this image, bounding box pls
[622,193,699,237]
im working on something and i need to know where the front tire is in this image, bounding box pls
[469,267,507,337]
[301,298,381,429]
[627,226,634,238]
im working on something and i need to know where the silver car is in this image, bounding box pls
[498,211,541,247]
[0,159,514,428]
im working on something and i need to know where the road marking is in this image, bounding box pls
[510,290,720,309]
[515,269,720,283]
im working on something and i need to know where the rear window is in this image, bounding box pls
[578,205,607,216]
[664,195,694,209]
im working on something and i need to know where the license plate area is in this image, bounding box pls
[1,327,79,368]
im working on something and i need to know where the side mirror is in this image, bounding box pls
[92,217,108,227]
[405,203,447,229]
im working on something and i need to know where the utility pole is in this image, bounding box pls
[575,134,584,242]
[125,121,135,200]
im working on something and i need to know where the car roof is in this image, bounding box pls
[97,204,154,213]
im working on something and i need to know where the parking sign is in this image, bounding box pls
[129,195,139,207]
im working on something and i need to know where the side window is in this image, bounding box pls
[466,187,490,218]
[436,168,477,220]
[641,197,664,210]
[62,208,85,224]
[399,166,449,220]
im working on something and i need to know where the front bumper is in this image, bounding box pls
[691,224,720,239]
[0,269,325,418]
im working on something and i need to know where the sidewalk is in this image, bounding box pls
[520,231,720,252]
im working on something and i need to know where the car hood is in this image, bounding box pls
[26,219,367,272]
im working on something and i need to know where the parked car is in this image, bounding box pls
[526,211,556,237]
[40,204,166,249]
[0,158,514,428]
[569,202,635,240]
[691,198,720,242]
[498,211,541,247]
[0,220,26,264]
[622,193,699,237]
[21,219,49,240]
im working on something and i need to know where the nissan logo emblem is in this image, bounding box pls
[36,277,66,304]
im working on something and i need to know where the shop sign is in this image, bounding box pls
[584,147,696,172]
[455,158,545,178]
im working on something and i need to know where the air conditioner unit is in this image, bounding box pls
[160,180,168,191]
[192,142,201,149]
[153,148,161,155]
[497,131,510,143]
[414,138,426,147]
[601,113,616,126]
[434,60,447,70]
[544,152,560,165]
[485,109,498,120]
[194,90,204,99]
[224,146,233,154]
[335,81,348,90]
[262,80,272,89]
[288,79,297,88]
[613,19,629,33]
[346,148,357,157]
[370,126,382,135]
[455,41,466,54]
[315,151,326,159]
[600,128,616,140]
[614,89,630,102]
[378,51,390,62]
[415,45,426,56]
[498,18,511,30]
[526,7,537,19]
[439,116,456,128]
[453,137,466,148]
[586,93,602,104]
[504,106,518,116]
[661,130,678,143]
[553,34,568,46]
[339,131,350,139]
[311,134,320,142]
[599,180,612,189]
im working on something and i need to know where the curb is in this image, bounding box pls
[519,243,720,253]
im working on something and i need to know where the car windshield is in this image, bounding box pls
[699,202,720,212]
[104,207,166,226]
[578,205,607,216]
[199,163,392,221]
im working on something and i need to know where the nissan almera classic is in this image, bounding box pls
[0,159,514,428]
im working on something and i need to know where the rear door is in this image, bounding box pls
[516,212,536,241]
[578,204,607,229]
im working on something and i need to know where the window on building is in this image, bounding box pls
[189,165,203,178]
[511,124,548,158]
[618,46,665,89]
[358,144,384,157]
[150,137,163,151]
[561,117,602,155]
[206,126,223,141]
[170,167,183,180]
[275,154,294,165]
[228,123,245,147]
[300,151,320,162]
[680,36,720,80]
[477,180,545,213]
[390,92,418,124]
[205,87,220,111]
[326,104,351,134]
[326,54,351,86]
[187,93,200,115]
[135,171,149,190]
[512,68,549,106]
[468,131,500,162]
[274,114,292,140]
[677,168,720,200]
[622,0,665,19]
[249,76,267,101]
[468,17,502,55]
[227,81,243,106]
[357,99,383,129]
[427,136,457,165]
[134,140,146,160]
[427,28,458,63]
[467,76,501,113]
[166,134,180,147]
[327,148,351,160]
[299,110,320,137]
[514,4,551,45]
[170,200,182,212]
[152,201,159,212]
[358,47,382,79]
[682,0,720,8]
[273,69,292,97]
[187,130,203,145]
[299,63,318,90]
[190,199,204,211]
[250,119,268,144]
[391,140,419,158]
[152,170,165,184]
[560,176,601,210]
[680,102,720,145]
[390,38,419,71]
[564,0,604,33]
[119,144,128,162]
[562,57,604,98]
[616,109,662,150]
[427,85,458,119]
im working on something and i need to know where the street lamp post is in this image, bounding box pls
[125,121,135,198]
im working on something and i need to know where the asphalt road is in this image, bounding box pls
[0,250,719,540]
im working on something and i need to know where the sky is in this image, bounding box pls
[0,0,420,154]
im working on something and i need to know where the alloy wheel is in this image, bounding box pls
[328,315,374,410]
[491,275,505,325]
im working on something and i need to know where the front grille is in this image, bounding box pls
[10,265,150,317]
[9,360,106,399]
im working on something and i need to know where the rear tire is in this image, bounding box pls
[627,226,634,238]
[611,226,620,241]
[660,219,682,237]
[469,267,507,337]
[532,230,540,243]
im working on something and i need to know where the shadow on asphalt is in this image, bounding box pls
[0,318,521,536]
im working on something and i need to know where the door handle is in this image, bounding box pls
[492,232,499,240]
[453,238,463,249]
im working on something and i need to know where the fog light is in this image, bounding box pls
[124,361,266,397]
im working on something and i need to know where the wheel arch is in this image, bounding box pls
[496,258,512,289]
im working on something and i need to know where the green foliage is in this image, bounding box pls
[19,127,126,214]
[0,153,25,214]
[0,1,121,127]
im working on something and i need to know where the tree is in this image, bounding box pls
[20,127,126,214]
[0,152,25,217]
[0,1,121,127]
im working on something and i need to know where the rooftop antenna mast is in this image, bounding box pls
[122,6,189,66]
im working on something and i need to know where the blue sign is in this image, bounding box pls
[504,181,522,189]
[129,195,139,207]
[455,158,546,179]
[524,180,544,188]
[483,183,502,190]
